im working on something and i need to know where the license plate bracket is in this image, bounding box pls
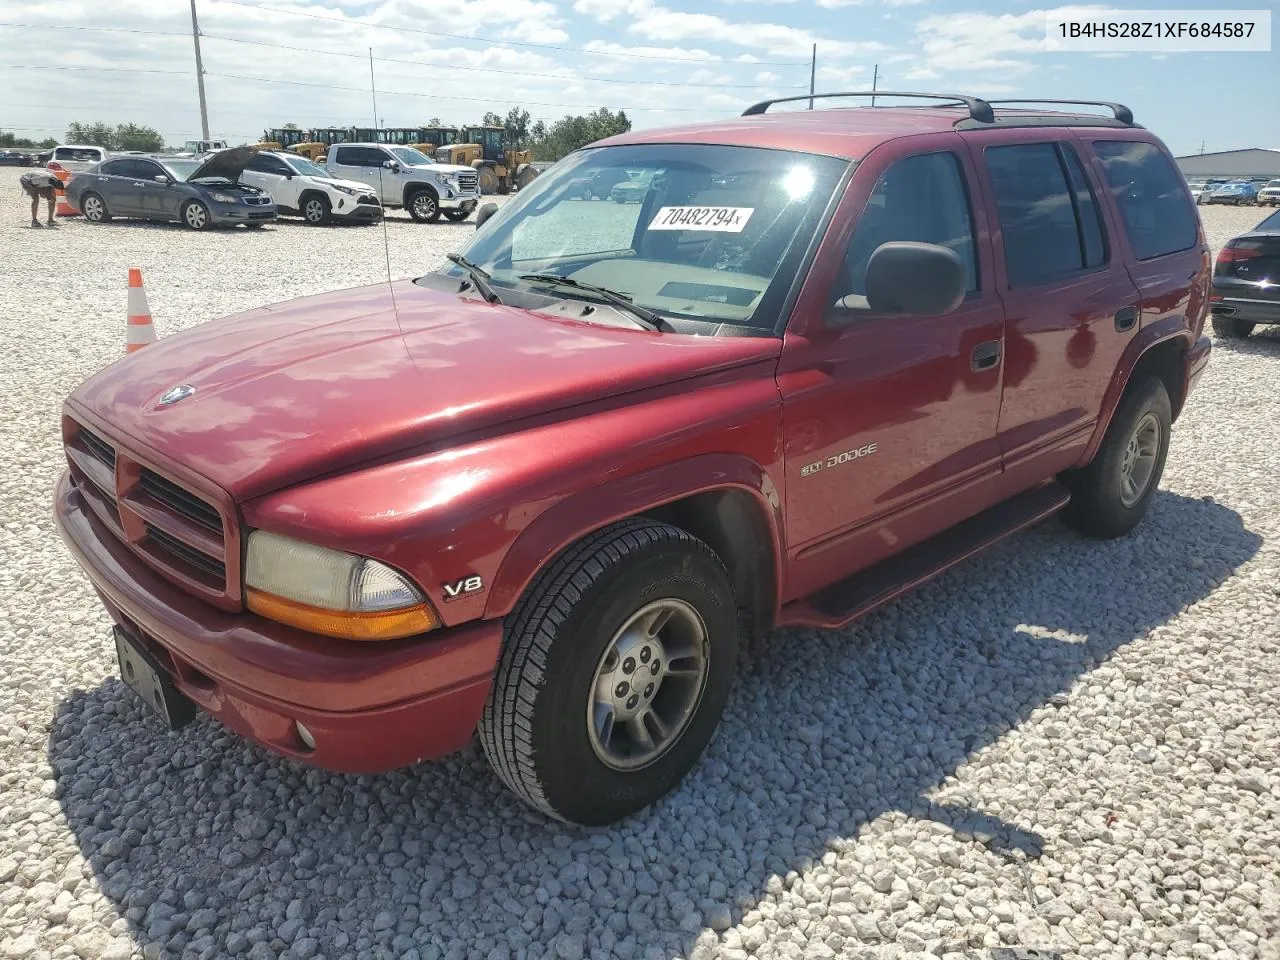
[113,626,196,730]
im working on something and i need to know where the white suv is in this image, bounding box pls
[1257,179,1280,207]
[325,144,479,222]
[239,151,382,225]
[47,144,109,174]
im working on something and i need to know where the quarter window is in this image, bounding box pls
[835,151,978,304]
[1092,140,1198,261]
[985,142,1108,287]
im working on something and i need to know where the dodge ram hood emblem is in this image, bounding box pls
[157,384,196,407]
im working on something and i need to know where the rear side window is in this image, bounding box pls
[836,151,978,302]
[985,142,1108,287]
[1093,140,1197,260]
[333,146,386,168]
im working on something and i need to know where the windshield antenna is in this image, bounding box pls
[370,47,398,314]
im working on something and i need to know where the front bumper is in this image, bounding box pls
[332,199,383,222]
[208,200,277,224]
[54,472,501,773]
[438,195,478,211]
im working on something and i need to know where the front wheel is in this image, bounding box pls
[407,189,440,223]
[477,166,499,195]
[302,194,331,225]
[1061,378,1171,539]
[479,518,739,826]
[182,200,211,230]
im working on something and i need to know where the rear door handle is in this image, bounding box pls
[1115,306,1138,332]
[971,340,1001,371]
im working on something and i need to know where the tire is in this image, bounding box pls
[81,192,110,223]
[479,518,739,826]
[477,166,499,195]
[516,167,537,191]
[1061,378,1171,540]
[1212,316,1255,339]
[182,200,211,230]
[406,189,440,223]
[301,194,331,225]
[443,208,470,222]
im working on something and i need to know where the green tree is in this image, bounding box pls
[65,122,115,148]
[113,123,164,152]
[502,107,532,148]
[530,108,630,161]
[481,111,504,127]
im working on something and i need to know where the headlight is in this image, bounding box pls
[330,184,359,196]
[210,192,239,204]
[434,172,450,185]
[244,530,439,641]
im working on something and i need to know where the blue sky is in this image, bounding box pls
[0,0,1275,156]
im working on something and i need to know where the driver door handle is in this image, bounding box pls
[971,340,1001,371]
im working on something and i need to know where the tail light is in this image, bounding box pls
[47,160,65,172]
[1217,246,1261,264]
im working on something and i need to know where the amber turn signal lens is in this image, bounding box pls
[246,588,439,641]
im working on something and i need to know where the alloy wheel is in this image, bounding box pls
[1120,411,1161,507]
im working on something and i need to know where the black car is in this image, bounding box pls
[65,147,277,230]
[1211,208,1280,339]
[0,150,32,166]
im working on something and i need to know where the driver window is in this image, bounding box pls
[834,152,978,305]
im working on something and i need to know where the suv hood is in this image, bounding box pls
[67,281,779,501]
[314,175,376,195]
[189,146,259,182]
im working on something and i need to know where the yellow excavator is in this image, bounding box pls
[435,126,537,194]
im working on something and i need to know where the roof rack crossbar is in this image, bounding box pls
[983,99,1134,125]
[742,91,995,124]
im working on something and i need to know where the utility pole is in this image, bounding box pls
[369,48,379,127]
[809,44,816,109]
[871,64,879,107]
[1199,140,1206,155]
[188,0,210,140]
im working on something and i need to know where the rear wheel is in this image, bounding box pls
[1212,316,1255,339]
[182,200,210,230]
[516,166,537,191]
[1061,378,1171,539]
[81,192,110,223]
[479,518,739,825]
[477,166,499,195]
[301,194,331,225]
[407,189,440,223]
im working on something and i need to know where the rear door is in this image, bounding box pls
[91,159,144,216]
[968,134,1142,478]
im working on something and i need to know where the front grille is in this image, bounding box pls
[358,194,379,206]
[144,525,226,581]
[65,416,237,607]
[139,469,222,531]
[456,172,478,192]
[247,211,274,220]
[243,195,272,205]
[80,429,115,469]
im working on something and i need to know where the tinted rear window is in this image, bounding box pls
[1093,141,1198,260]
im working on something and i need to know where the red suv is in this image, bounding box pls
[55,93,1211,825]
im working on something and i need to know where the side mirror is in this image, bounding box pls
[475,202,499,230]
[828,241,966,326]
[284,172,294,180]
[384,160,400,172]
[153,175,168,183]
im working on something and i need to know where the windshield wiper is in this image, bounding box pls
[447,253,502,304]
[518,273,664,331]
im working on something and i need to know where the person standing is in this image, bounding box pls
[20,169,61,227]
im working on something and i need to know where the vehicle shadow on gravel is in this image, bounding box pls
[47,490,1260,960]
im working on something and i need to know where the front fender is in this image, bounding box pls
[484,453,783,620]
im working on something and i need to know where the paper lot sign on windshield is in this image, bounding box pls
[648,206,755,233]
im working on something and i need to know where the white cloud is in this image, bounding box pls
[572,0,644,21]
[818,0,926,7]
[501,20,570,42]
[626,3,891,58]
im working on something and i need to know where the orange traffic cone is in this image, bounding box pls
[126,268,157,354]
[50,165,78,217]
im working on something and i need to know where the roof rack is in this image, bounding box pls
[742,91,995,124]
[983,99,1134,125]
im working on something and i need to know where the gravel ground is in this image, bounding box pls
[1,165,1278,960]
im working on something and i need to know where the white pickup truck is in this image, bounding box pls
[325,143,479,222]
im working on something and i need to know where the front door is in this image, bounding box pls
[329,146,388,200]
[777,139,1006,601]
[968,134,1143,478]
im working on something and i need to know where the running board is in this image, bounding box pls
[781,482,1071,630]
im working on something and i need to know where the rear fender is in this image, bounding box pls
[1080,315,1192,464]
[484,453,784,622]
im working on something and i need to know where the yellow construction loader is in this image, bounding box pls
[435,126,537,194]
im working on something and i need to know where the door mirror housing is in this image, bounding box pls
[153,175,169,183]
[475,202,499,230]
[284,172,294,180]
[384,159,400,172]
[827,241,966,327]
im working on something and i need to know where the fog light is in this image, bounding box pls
[295,721,316,751]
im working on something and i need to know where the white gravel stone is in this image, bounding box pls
[1,169,1278,960]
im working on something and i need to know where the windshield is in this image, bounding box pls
[285,156,329,178]
[451,143,848,328]
[390,146,433,167]
[160,159,200,181]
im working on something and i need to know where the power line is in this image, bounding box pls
[212,0,810,66]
